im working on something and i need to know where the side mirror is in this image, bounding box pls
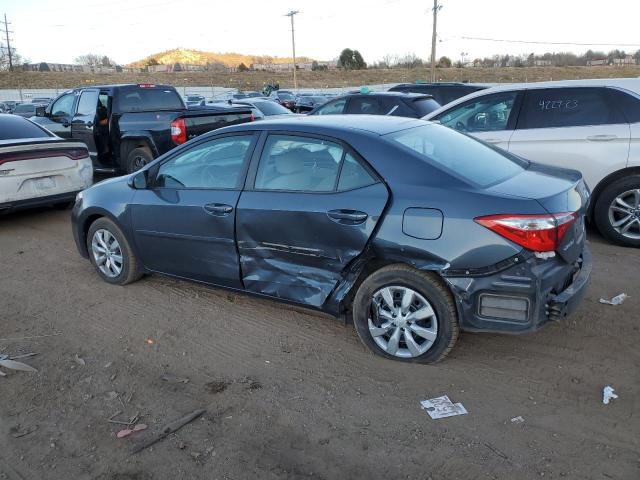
[35,106,46,117]
[128,170,148,189]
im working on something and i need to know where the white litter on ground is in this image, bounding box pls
[603,386,618,405]
[510,416,525,424]
[599,293,628,305]
[420,395,468,419]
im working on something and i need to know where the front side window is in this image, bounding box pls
[347,97,382,115]
[50,93,75,119]
[313,98,346,115]
[387,124,525,187]
[518,87,625,129]
[155,136,252,189]
[436,91,518,132]
[255,135,344,192]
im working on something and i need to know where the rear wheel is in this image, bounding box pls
[86,217,142,285]
[126,146,153,174]
[594,175,640,247]
[352,265,459,364]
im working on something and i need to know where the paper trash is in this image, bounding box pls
[420,395,468,419]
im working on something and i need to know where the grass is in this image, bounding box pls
[1,66,639,90]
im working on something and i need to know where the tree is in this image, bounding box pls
[436,56,451,68]
[0,42,24,70]
[146,58,159,66]
[75,53,116,66]
[337,48,366,70]
[237,62,249,72]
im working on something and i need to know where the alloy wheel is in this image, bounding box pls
[368,285,438,358]
[91,229,123,278]
[608,189,640,240]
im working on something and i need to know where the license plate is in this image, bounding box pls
[35,177,56,189]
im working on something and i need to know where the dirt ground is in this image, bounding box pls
[2,65,640,90]
[0,206,638,480]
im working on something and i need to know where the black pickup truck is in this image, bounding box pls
[32,84,253,173]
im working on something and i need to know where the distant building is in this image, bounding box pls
[250,60,336,72]
[534,60,553,67]
[587,59,608,67]
[612,55,636,66]
[147,63,233,73]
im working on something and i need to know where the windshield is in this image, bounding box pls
[386,124,525,187]
[411,98,441,116]
[255,101,292,116]
[277,92,295,100]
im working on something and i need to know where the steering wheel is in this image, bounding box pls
[455,121,467,132]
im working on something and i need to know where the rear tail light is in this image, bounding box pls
[249,113,255,122]
[0,148,89,166]
[475,212,577,252]
[170,118,187,145]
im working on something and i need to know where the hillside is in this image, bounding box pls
[128,48,315,68]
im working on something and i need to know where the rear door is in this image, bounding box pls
[433,90,522,149]
[508,87,630,190]
[236,133,388,307]
[130,133,257,287]
[71,89,99,159]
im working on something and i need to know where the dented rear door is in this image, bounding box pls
[236,133,388,308]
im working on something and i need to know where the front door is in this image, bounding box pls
[42,92,76,139]
[236,133,388,307]
[433,90,522,149]
[130,133,257,287]
[71,89,99,160]
[508,87,631,191]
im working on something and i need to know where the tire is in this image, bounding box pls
[86,217,142,285]
[352,264,459,364]
[593,175,640,247]
[126,146,153,174]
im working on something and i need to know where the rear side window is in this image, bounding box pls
[436,91,519,132]
[347,97,383,115]
[411,98,441,116]
[337,153,377,190]
[518,88,624,129]
[255,135,344,192]
[313,98,347,115]
[608,88,640,123]
[117,87,184,112]
[0,116,51,140]
[387,124,524,187]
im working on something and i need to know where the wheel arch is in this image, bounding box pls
[588,166,640,219]
[119,135,158,169]
[78,208,123,257]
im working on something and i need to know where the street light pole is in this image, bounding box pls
[285,10,299,90]
[430,0,442,82]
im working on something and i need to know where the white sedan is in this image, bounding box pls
[0,114,93,212]
[423,78,640,247]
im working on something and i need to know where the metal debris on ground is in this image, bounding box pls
[420,395,468,419]
[603,386,618,405]
[131,408,206,454]
[599,293,628,305]
[510,416,525,424]
[0,353,38,375]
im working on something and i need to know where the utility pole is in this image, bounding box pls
[285,10,299,90]
[429,0,442,82]
[1,13,13,71]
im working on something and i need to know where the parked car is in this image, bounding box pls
[269,90,297,110]
[389,82,489,106]
[12,103,43,118]
[423,78,640,247]
[71,115,591,363]
[309,92,440,118]
[0,114,93,212]
[31,84,253,174]
[218,98,295,120]
[243,91,263,98]
[0,101,19,113]
[184,95,206,108]
[295,95,329,113]
[30,97,54,105]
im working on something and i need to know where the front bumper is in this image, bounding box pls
[444,246,592,333]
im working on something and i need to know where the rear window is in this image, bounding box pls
[14,104,35,113]
[277,92,295,100]
[0,115,51,140]
[411,98,441,116]
[386,124,525,187]
[255,101,291,116]
[117,87,184,112]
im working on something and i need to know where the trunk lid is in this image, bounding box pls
[486,162,589,263]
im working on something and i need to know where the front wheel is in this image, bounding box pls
[594,175,640,247]
[86,217,142,285]
[352,265,459,364]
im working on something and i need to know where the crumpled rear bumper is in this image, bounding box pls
[444,246,592,333]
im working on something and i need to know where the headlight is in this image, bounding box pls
[75,191,83,203]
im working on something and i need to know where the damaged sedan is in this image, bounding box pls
[71,115,591,363]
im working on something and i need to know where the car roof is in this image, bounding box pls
[423,77,640,119]
[392,82,490,88]
[343,91,434,100]
[216,114,425,136]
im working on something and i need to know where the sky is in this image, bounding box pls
[2,0,640,65]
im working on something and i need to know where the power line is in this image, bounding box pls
[429,0,442,82]
[1,13,14,71]
[285,10,299,90]
[456,36,640,48]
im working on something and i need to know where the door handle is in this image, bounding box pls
[586,134,617,141]
[204,203,233,216]
[327,209,368,225]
